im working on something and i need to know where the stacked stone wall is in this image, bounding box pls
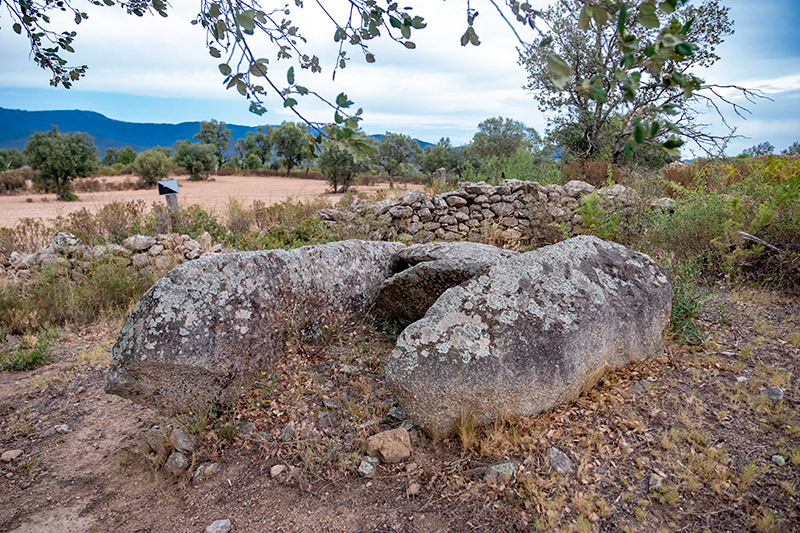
[1,231,225,280]
[317,179,664,247]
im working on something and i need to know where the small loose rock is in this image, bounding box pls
[280,423,296,442]
[1,449,23,463]
[55,424,70,434]
[629,379,650,397]
[358,456,380,478]
[164,452,189,476]
[366,428,412,464]
[407,482,421,496]
[765,387,784,401]
[772,455,786,466]
[171,428,195,454]
[323,398,342,410]
[548,447,574,475]
[205,518,232,533]
[270,464,286,478]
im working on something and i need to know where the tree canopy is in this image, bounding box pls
[470,117,540,160]
[270,122,311,175]
[174,140,216,180]
[5,0,735,155]
[377,132,421,188]
[194,119,232,167]
[521,0,750,163]
[24,126,97,200]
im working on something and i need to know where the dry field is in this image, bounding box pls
[0,174,421,227]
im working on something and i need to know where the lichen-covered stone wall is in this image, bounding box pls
[1,231,226,279]
[317,179,669,247]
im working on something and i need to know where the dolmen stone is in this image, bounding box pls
[373,242,519,324]
[385,235,672,436]
[106,240,403,412]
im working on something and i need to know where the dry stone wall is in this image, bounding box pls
[1,231,226,280]
[317,179,668,247]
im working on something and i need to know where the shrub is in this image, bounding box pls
[24,126,98,201]
[132,149,171,186]
[576,192,620,241]
[224,197,254,235]
[0,257,155,334]
[174,141,216,180]
[562,159,626,187]
[668,258,705,345]
[0,169,30,194]
[0,328,59,371]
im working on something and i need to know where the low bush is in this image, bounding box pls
[0,169,31,194]
[0,327,59,371]
[0,257,155,335]
[562,158,627,187]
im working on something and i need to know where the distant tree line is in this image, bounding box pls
[5,117,800,202]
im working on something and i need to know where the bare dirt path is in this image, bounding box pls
[0,175,420,227]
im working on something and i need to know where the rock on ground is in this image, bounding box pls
[365,428,412,464]
[374,242,518,324]
[106,240,403,413]
[386,235,672,436]
[205,518,232,533]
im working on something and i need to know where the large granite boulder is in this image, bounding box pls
[106,240,403,412]
[385,236,672,436]
[373,242,519,324]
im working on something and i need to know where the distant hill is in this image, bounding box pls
[0,107,431,154]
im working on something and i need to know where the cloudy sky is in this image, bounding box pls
[1,0,798,155]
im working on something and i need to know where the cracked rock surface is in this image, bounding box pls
[385,235,672,436]
[106,240,403,412]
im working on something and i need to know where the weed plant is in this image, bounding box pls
[0,327,59,370]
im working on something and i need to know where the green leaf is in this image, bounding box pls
[389,16,402,29]
[236,12,255,33]
[650,121,660,137]
[617,3,628,35]
[13,23,21,34]
[296,85,308,95]
[578,5,591,30]
[593,7,608,26]
[250,62,267,76]
[209,47,221,58]
[547,53,573,90]
[663,136,683,149]
[236,81,247,96]
[208,3,220,18]
[659,1,676,14]
[539,36,553,47]
[675,43,696,56]
[103,0,115,5]
[638,3,659,28]
[365,53,375,63]
[587,85,607,103]
[287,66,294,84]
[403,41,416,49]
[634,121,645,144]
[283,98,297,107]
[218,63,231,76]
[623,140,636,158]
[336,93,353,108]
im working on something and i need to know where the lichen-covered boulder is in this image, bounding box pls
[385,236,672,436]
[373,242,519,325]
[106,240,403,413]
